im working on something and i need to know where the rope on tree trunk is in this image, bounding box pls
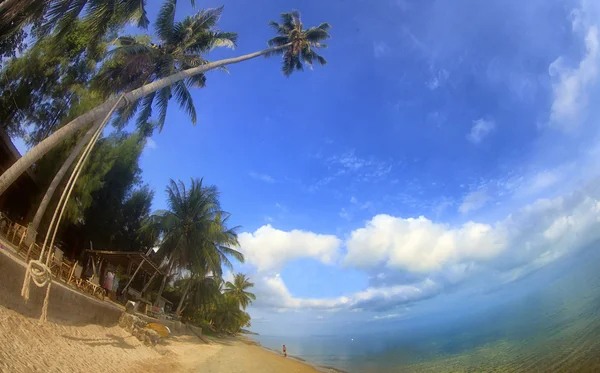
[21,259,52,323]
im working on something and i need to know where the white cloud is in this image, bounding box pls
[427,69,450,90]
[459,189,490,213]
[371,310,408,321]
[373,41,391,58]
[350,196,358,204]
[145,137,157,150]
[345,184,600,279]
[238,225,341,272]
[515,170,561,197]
[467,119,495,144]
[253,273,438,312]
[248,180,600,313]
[249,171,275,183]
[549,4,599,130]
[339,208,352,221]
[344,215,505,273]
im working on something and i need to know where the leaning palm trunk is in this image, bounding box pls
[0,43,291,195]
[155,256,176,307]
[25,120,103,245]
[0,0,18,13]
[175,279,193,316]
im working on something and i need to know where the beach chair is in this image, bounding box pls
[68,261,85,287]
[0,213,11,236]
[24,242,42,263]
[49,248,64,277]
[10,223,26,245]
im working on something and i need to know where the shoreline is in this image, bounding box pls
[248,337,348,373]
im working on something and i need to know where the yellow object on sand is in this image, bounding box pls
[146,323,170,337]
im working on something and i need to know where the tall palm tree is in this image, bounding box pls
[93,1,236,129]
[0,9,331,195]
[266,10,330,76]
[141,178,244,306]
[25,1,237,243]
[224,273,256,310]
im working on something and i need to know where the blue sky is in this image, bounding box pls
[14,0,600,335]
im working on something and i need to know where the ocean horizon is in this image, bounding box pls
[252,244,600,372]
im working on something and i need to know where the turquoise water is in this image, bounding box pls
[253,246,600,372]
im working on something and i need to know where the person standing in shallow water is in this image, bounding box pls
[282,345,287,357]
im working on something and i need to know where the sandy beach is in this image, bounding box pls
[0,304,325,373]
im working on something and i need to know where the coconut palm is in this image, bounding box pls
[0,0,147,58]
[93,1,236,129]
[25,2,236,243]
[0,0,153,43]
[224,273,256,310]
[174,269,220,317]
[0,9,330,195]
[266,10,330,76]
[141,178,244,306]
[212,294,250,333]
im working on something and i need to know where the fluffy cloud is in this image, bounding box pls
[344,215,505,273]
[247,181,600,314]
[549,3,599,130]
[467,119,495,144]
[252,273,438,312]
[345,184,600,279]
[459,189,490,213]
[238,225,341,272]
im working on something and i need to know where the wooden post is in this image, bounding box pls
[141,270,158,294]
[121,247,153,295]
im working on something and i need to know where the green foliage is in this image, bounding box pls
[93,3,237,130]
[0,22,104,140]
[79,132,155,252]
[267,10,330,76]
[210,294,251,333]
[224,273,256,310]
[140,178,244,277]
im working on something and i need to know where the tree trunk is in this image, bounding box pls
[0,0,19,12]
[25,120,102,245]
[0,43,291,196]
[155,254,176,307]
[175,279,193,316]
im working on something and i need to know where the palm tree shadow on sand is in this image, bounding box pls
[61,333,138,349]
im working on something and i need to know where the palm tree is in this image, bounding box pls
[0,9,331,195]
[141,178,244,306]
[93,1,236,129]
[266,10,330,76]
[212,294,249,333]
[224,273,256,310]
[25,2,236,243]
[173,269,220,317]
[0,0,152,44]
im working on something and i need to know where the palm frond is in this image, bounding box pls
[304,27,331,43]
[136,90,155,127]
[172,80,197,124]
[112,98,140,129]
[156,86,171,131]
[155,0,176,42]
[82,0,119,42]
[119,0,149,29]
[46,0,87,37]
[267,35,289,47]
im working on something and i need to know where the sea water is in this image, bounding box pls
[253,245,600,372]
